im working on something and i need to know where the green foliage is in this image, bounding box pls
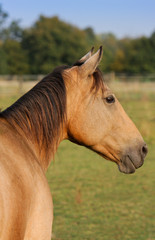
[84,27,96,46]
[98,33,155,73]
[0,4,8,31]
[0,4,155,76]
[22,16,90,73]
[98,33,119,72]
[0,45,7,73]
[3,40,29,74]
[2,20,23,41]
[124,36,155,73]
[0,5,23,41]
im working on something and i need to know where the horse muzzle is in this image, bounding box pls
[118,142,148,174]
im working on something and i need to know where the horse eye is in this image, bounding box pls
[105,95,115,104]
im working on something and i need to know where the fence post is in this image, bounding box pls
[111,72,115,82]
[18,75,23,94]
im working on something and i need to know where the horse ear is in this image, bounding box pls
[79,47,94,63]
[73,47,94,66]
[79,46,103,76]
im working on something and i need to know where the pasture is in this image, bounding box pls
[0,80,155,240]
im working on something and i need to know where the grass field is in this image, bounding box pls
[0,81,155,240]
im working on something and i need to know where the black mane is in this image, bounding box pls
[0,66,69,159]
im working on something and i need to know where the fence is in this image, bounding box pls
[0,73,155,95]
[0,73,155,83]
[115,73,155,82]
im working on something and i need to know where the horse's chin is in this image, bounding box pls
[95,150,137,174]
[88,145,144,174]
[118,156,137,174]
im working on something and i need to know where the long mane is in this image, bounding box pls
[0,63,104,163]
[0,66,69,160]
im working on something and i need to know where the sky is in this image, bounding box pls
[1,0,155,38]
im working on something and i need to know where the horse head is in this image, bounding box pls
[63,47,148,174]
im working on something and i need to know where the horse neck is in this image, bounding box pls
[0,72,67,171]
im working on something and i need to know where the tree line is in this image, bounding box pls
[0,5,155,75]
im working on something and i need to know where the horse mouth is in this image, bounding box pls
[96,150,140,174]
[90,146,144,174]
[98,152,136,174]
[118,155,142,174]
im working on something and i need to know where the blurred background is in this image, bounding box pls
[0,1,155,239]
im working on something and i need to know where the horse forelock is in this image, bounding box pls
[73,60,105,94]
[91,68,105,94]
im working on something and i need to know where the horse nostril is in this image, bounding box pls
[141,143,148,158]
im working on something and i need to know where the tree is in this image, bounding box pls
[2,20,23,41]
[3,40,29,74]
[0,4,8,28]
[22,16,90,74]
[0,4,8,41]
[0,5,8,73]
[98,33,119,72]
[84,27,96,45]
[0,45,7,73]
[0,5,26,74]
[0,5,155,75]
[123,36,155,73]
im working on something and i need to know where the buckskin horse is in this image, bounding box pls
[0,47,148,239]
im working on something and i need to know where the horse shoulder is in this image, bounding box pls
[0,124,53,239]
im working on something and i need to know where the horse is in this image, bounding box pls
[0,47,148,239]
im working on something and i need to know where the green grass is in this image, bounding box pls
[0,83,155,240]
[48,141,155,240]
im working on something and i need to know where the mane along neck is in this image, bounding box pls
[0,66,68,170]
